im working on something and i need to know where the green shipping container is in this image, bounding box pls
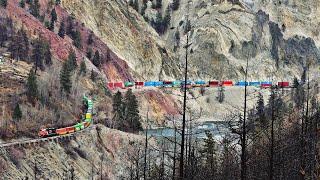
[173,81,182,87]
[124,82,134,87]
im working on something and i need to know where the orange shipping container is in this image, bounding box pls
[56,128,67,135]
[66,126,75,134]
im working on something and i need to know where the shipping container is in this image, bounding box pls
[261,81,272,88]
[107,82,114,89]
[114,82,124,88]
[124,81,134,87]
[135,81,144,86]
[194,80,206,87]
[235,81,248,86]
[173,81,182,87]
[66,126,75,133]
[249,82,261,86]
[278,82,290,87]
[221,81,233,86]
[209,81,219,86]
[56,128,68,135]
[144,81,155,87]
[154,81,164,87]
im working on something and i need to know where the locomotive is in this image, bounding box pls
[38,95,93,138]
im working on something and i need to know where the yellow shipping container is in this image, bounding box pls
[85,113,92,119]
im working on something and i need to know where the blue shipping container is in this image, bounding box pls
[235,81,248,86]
[144,81,155,86]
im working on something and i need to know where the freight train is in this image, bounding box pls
[38,95,93,138]
[107,80,291,90]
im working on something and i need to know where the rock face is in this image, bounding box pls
[61,0,181,81]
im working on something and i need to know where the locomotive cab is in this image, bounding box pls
[38,128,57,138]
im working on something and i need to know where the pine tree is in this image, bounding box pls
[216,86,225,103]
[79,61,86,75]
[55,0,60,5]
[113,91,124,129]
[60,60,72,95]
[32,39,45,72]
[90,69,97,82]
[0,0,7,7]
[201,131,218,176]
[51,8,57,22]
[92,50,101,67]
[8,29,29,61]
[86,48,93,59]
[133,0,139,12]
[124,89,142,132]
[184,19,191,33]
[49,19,55,31]
[19,0,25,8]
[140,1,147,16]
[44,42,52,66]
[13,103,22,120]
[87,32,94,45]
[26,69,38,104]
[72,30,82,49]
[67,50,77,71]
[66,16,74,36]
[256,92,266,127]
[26,0,32,4]
[30,0,40,18]
[163,5,171,30]
[0,24,7,47]
[58,21,65,38]
[155,0,162,9]
[172,0,180,11]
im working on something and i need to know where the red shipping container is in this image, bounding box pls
[114,82,124,88]
[66,126,75,133]
[221,81,233,86]
[209,81,219,86]
[135,81,144,86]
[278,82,289,87]
[107,82,114,89]
[261,84,272,88]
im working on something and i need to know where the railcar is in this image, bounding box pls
[209,81,219,87]
[173,80,182,87]
[261,81,272,88]
[114,82,124,89]
[107,82,114,90]
[56,128,68,135]
[135,81,144,87]
[278,82,290,88]
[124,82,134,87]
[38,128,57,138]
[144,81,155,87]
[154,81,164,87]
[163,81,173,87]
[235,81,248,86]
[221,81,233,86]
[249,82,261,86]
[194,80,206,87]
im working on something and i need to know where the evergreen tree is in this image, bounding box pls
[79,60,86,75]
[216,86,225,103]
[184,19,191,33]
[72,30,82,49]
[90,69,97,82]
[301,68,306,84]
[86,48,93,59]
[124,89,142,132]
[51,8,57,22]
[133,0,139,11]
[26,0,32,4]
[67,50,77,71]
[140,1,147,16]
[30,0,40,18]
[92,50,101,67]
[32,39,45,72]
[8,29,29,61]
[26,69,38,104]
[87,32,94,45]
[0,24,7,47]
[201,131,218,176]
[13,103,22,120]
[256,92,266,126]
[44,42,52,66]
[163,5,171,30]
[58,21,65,38]
[19,0,25,8]
[55,0,60,5]
[172,0,180,11]
[66,16,74,36]
[60,60,72,95]
[113,91,124,129]
[0,0,7,7]
[48,20,54,31]
[155,0,162,9]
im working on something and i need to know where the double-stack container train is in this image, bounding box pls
[106,80,291,90]
[38,95,93,138]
